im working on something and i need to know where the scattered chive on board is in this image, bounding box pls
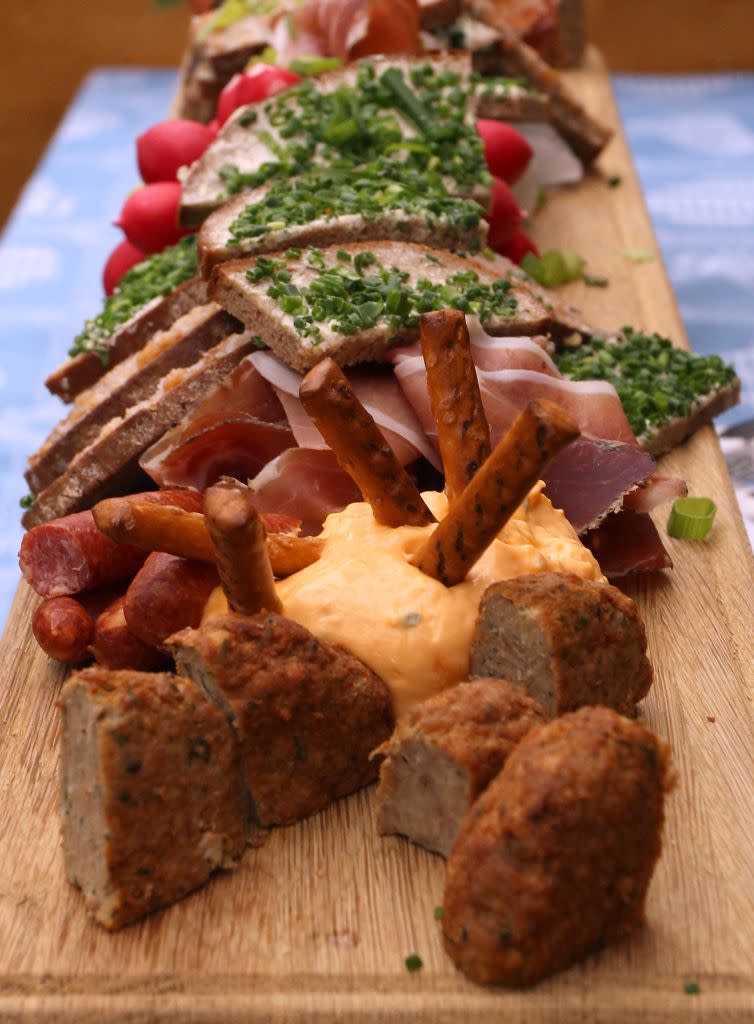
[667,497,717,540]
[405,954,423,972]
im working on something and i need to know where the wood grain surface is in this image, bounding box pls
[1,49,753,1024]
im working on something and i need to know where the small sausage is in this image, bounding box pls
[19,489,204,598]
[32,596,94,664]
[91,596,165,671]
[299,358,435,527]
[124,552,220,651]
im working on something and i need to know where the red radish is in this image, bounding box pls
[477,120,533,185]
[137,119,216,183]
[217,66,302,126]
[115,182,189,255]
[486,177,524,252]
[103,239,146,295]
[502,229,540,265]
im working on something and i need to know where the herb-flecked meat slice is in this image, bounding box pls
[168,611,395,827]
[59,668,247,930]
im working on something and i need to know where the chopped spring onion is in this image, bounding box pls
[667,497,717,540]
[405,953,423,972]
[521,249,584,288]
[289,55,343,77]
[622,247,654,264]
[434,905,443,921]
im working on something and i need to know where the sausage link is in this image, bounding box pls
[91,596,165,671]
[124,552,220,650]
[32,596,93,664]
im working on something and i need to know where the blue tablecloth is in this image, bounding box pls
[1,69,753,625]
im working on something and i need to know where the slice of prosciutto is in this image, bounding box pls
[623,475,688,513]
[584,509,673,579]
[249,350,439,468]
[141,357,295,490]
[292,0,421,60]
[250,448,362,536]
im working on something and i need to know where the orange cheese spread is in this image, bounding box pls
[277,485,604,717]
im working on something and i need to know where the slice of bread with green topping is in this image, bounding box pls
[197,169,489,278]
[554,329,740,457]
[179,53,543,226]
[24,328,256,528]
[209,241,588,373]
[27,305,240,496]
[46,236,203,404]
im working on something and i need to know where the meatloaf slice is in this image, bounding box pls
[376,679,547,857]
[470,572,653,716]
[442,707,674,987]
[168,612,394,826]
[59,668,246,930]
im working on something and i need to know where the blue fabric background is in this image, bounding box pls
[1,69,752,624]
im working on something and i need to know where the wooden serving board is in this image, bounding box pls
[1,49,753,1024]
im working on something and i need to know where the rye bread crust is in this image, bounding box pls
[24,330,253,528]
[45,278,207,404]
[59,668,246,930]
[27,305,238,495]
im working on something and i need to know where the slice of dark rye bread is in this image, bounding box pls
[466,1,609,162]
[179,53,547,227]
[643,379,741,458]
[208,241,595,374]
[23,331,255,529]
[27,305,239,496]
[419,0,463,31]
[46,278,207,404]
[197,185,489,278]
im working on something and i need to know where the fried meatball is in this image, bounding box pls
[168,612,394,826]
[376,679,547,856]
[442,706,673,987]
[470,572,653,716]
[59,668,246,930]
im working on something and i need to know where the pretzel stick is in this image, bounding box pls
[93,500,215,561]
[299,358,435,528]
[420,310,491,501]
[203,481,283,615]
[93,497,323,577]
[412,399,580,586]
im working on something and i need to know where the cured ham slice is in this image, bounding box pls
[142,418,296,492]
[293,0,421,60]
[249,351,439,468]
[394,356,636,449]
[250,448,362,536]
[585,509,673,578]
[141,358,295,490]
[542,439,657,534]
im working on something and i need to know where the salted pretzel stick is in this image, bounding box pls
[203,481,283,615]
[299,358,435,528]
[93,497,323,577]
[420,310,491,502]
[412,399,580,587]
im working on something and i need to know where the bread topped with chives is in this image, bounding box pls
[209,241,583,373]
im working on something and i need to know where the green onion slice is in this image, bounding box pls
[667,497,717,540]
